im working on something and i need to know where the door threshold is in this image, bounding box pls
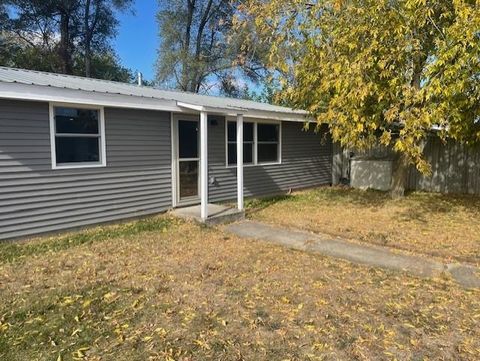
[176,199,200,208]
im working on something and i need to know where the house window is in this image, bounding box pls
[227,121,254,165]
[50,105,106,169]
[226,120,281,166]
[257,123,280,164]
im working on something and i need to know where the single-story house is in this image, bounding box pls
[0,67,332,240]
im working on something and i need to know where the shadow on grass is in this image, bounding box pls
[394,192,480,223]
[314,187,480,225]
[319,186,480,224]
[245,194,291,216]
[246,186,480,223]
[244,187,392,216]
[0,216,176,264]
[303,186,391,206]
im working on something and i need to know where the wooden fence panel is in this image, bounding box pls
[408,139,480,195]
[332,138,480,195]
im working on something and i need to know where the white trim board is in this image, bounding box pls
[200,111,208,219]
[170,112,177,208]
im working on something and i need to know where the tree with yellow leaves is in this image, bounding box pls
[239,0,480,196]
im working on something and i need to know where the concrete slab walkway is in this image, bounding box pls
[225,220,480,288]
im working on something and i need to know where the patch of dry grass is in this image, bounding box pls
[247,187,480,265]
[0,215,479,360]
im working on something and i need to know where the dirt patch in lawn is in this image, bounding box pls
[247,187,480,266]
[1,215,479,360]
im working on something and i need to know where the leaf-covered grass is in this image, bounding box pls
[0,217,175,264]
[0,214,479,360]
[246,186,480,265]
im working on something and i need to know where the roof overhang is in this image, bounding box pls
[177,101,247,113]
[176,101,307,122]
[0,82,309,122]
[0,82,182,112]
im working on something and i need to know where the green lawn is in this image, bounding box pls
[0,214,479,360]
[246,186,480,266]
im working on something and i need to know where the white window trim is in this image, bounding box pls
[225,118,282,168]
[49,102,107,170]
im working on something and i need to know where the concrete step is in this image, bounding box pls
[172,204,244,225]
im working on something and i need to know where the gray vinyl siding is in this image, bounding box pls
[208,117,332,202]
[1,100,333,240]
[0,99,171,240]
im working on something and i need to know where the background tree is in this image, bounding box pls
[240,0,480,196]
[0,1,12,64]
[57,0,80,74]
[1,1,60,71]
[81,0,133,77]
[156,0,268,95]
[0,0,134,82]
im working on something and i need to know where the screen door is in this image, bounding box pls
[177,119,200,203]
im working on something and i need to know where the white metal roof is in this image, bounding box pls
[0,67,307,121]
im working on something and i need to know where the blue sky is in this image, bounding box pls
[114,1,158,81]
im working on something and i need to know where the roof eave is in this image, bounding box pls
[177,101,307,122]
[0,82,309,122]
[0,82,181,111]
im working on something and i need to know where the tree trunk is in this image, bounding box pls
[59,12,72,74]
[390,153,410,198]
[84,0,92,78]
[180,0,195,91]
[85,44,91,77]
[189,0,213,92]
[390,51,425,198]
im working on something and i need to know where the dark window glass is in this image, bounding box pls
[178,120,198,159]
[244,123,254,141]
[55,107,99,134]
[258,143,278,163]
[55,137,100,163]
[179,160,198,198]
[228,121,254,142]
[228,143,253,165]
[244,143,253,163]
[228,143,236,165]
[257,124,279,142]
[228,122,236,141]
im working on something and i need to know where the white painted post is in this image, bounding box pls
[200,111,208,220]
[237,114,244,210]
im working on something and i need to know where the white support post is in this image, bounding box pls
[200,111,208,220]
[237,114,244,211]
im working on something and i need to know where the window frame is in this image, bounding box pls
[226,121,255,167]
[225,118,282,168]
[49,102,107,170]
